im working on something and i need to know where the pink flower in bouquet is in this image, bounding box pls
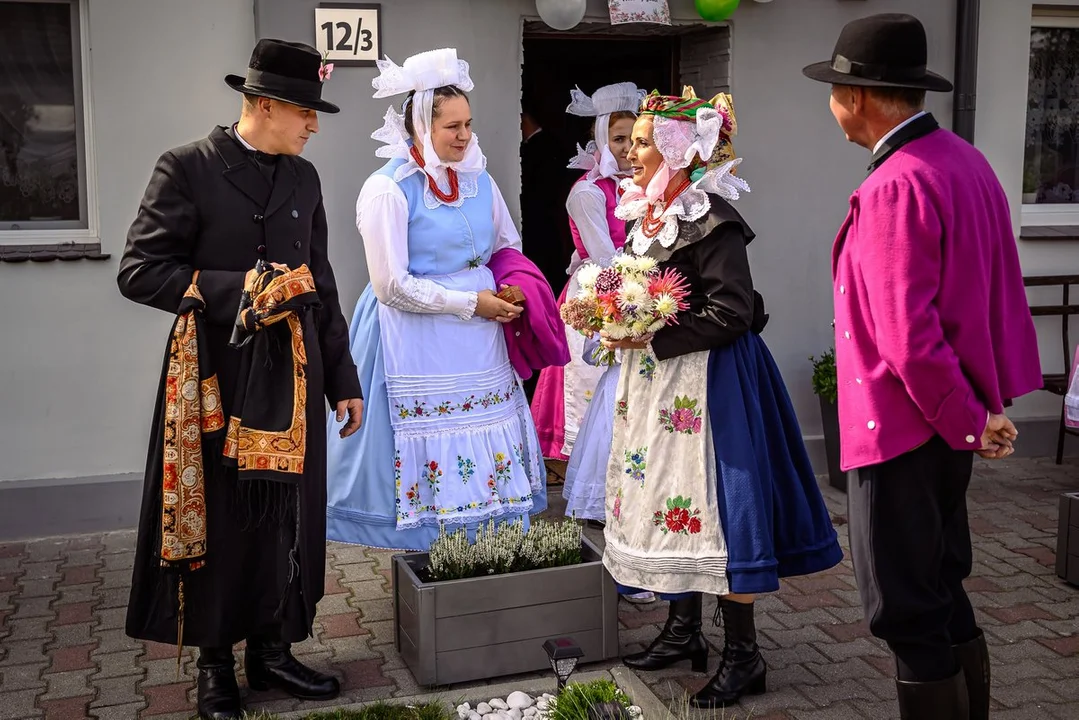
[559,297,597,333]
[648,268,691,306]
[593,267,623,296]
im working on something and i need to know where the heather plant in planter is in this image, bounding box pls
[392,519,618,686]
[426,518,584,581]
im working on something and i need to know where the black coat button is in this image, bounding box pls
[294,240,301,249]
[291,210,299,218]
[252,214,264,223]
[257,244,266,254]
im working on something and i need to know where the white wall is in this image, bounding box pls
[3,0,1066,484]
[0,0,255,482]
[977,0,1079,419]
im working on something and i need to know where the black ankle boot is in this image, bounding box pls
[690,598,767,708]
[196,646,242,720]
[954,630,990,720]
[245,637,340,700]
[623,593,708,672]
[896,670,970,719]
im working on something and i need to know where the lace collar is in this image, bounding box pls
[616,159,750,256]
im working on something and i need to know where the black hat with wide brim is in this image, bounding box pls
[802,13,953,92]
[226,38,341,113]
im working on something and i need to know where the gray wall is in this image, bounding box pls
[0,0,255,484]
[1,0,1071,491]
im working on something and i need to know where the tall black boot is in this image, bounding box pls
[896,670,970,719]
[954,630,990,720]
[690,598,766,708]
[196,646,242,720]
[245,636,340,700]
[622,593,708,672]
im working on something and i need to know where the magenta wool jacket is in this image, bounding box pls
[487,248,570,381]
[831,128,1043,471]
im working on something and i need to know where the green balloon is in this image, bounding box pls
[694,0,740,22]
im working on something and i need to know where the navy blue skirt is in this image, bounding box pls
[617,332,843,598]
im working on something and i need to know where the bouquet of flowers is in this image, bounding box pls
[559,254,691,365]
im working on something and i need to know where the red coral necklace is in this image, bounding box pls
[410,146,460,204]
[640,176,693,239]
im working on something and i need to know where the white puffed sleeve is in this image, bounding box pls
[566,180,618,266]
[357,174,478,318]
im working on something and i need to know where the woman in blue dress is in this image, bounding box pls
[325,48,547,550]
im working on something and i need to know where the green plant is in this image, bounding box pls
[809,348,837,404]
[426,517,583,582]
[546,679,633,720]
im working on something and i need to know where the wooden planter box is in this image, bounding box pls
[1056,492,1079,586]
[392,536,620,687]
[819,396,846,493]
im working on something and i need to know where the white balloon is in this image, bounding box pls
[536,0,586,30]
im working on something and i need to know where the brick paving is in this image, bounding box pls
[0,457,1076,719]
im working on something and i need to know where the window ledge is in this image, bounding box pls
[1018,225,1079,241]
[0,242,110,263]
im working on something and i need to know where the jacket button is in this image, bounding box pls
[294,240,302,249]
[965,434,976,444]
[867,420,877,430]
[291,209,299,218]
[839,285,846,294]
[844,331,851,339]
[252,214,264,223]
[256,244,266,254]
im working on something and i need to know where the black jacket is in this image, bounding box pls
[647,196,768,362]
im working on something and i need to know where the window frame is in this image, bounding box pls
[1022,10,1079,227]
[0,0,98,245]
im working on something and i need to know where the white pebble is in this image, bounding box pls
[490,699,509,711]
[477,704,492,715]
[507,692,533,710]
[482,714,498,720]
[508,709,522,720]
[523,709,538,718]
[457,704,471,718]
[469,714,481,720]
[535,700,548,712]
[628,707,642,718]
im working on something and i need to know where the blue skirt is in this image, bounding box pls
[325,286,548,550]
[617,332,842,598]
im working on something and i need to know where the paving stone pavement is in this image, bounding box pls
[0,457,1076,720]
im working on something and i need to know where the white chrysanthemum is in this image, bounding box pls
[604,323,630,340]
[630,320,650,337]
[618,280,648,309]
[647,318,667,333]
[576,264,602,290]
[654,293,679,317]
[634,256,658,274]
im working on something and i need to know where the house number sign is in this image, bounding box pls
[314,3,382,67]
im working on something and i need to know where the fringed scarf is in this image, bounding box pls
[158,264,319,674]
[222,262,320,482]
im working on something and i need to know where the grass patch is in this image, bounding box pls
[240,701,455,720]
[546,679,632,720]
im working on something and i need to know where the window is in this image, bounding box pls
[1023,10,1079,226]
[0,0,94,239]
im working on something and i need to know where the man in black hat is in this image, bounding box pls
[118,39,364,720]
[804,13,1043,720]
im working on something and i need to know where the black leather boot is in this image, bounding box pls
[196,646,242,720]
[690,598,767,708]
[896,670,970,719]
[623,593,708,672]
[954,630,990,720]
[245,637,340,700]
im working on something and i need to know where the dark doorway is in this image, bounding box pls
[519,31,679,301]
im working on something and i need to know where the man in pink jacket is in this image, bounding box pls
[804,13,1043,720]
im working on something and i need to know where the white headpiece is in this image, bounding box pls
[565,82,646,180]
[370,48,485,207]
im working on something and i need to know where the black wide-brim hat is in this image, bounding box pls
[226,38,340,113]
[802,13,953,92]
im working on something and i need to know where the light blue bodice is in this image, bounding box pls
[376,158,496,276]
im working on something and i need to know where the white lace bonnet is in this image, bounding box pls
[565,82,647,180]
[370,48,483,179]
